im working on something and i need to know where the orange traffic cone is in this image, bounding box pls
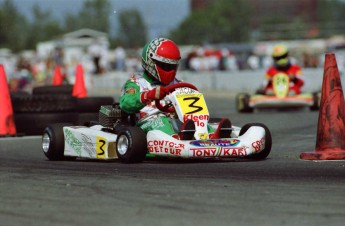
[0,64,17,135]
[52,65,63,85]
[300,53,345,160]
[72,64,87,98]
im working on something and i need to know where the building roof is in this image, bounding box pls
[63,28,108,39]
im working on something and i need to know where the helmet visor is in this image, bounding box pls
[153,59,179,72]
[273,53,288,61]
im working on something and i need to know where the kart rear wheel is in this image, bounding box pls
[236,93,253,113]
[42,123,76,161]
[239,123,272,159]
[116,126,147,163]
[310,92,321,111]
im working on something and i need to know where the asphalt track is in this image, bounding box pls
[1,96,345,226]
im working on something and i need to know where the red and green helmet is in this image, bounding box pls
[141,38,181,85]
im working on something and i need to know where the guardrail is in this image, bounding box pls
[87,68,327,98]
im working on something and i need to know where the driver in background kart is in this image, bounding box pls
[264,44,304,95]
[119,37,231,140]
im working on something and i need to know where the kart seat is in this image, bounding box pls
[179,119,196,140]
[211,118,232,139]
[170,118,195,140]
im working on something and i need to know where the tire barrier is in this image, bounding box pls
[11,94,77,113]
[10,91,114,136]
[32,84,73,95]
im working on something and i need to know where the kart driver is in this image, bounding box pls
[264,44,304,95]
[119,37,231,140]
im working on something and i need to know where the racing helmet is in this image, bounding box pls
[142,38,181,85]
[272,44,289,67]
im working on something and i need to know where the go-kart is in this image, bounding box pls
[236,72,320,113]
[42,83,272,163]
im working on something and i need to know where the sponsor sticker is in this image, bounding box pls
[96,136,106,159]
[64,128,82,155]
[176,93,209,115]
[190,146,248,157]
[148,140,184,155]
[190,139,240,147]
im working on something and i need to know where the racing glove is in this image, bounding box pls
[289,74,297,82]
[140,86,167,104]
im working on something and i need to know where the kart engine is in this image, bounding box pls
[99,104,136,128]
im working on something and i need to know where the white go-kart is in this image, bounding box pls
[42,83,272,163]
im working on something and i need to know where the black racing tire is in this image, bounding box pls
[10,91,31,97]
[239,123,272,160]
[76,97,114,113]
[310,92,321,111]
[236,93,253,113]
[116,126,147,163]
[11,94,76,113]
[42,123,76,161]
[32,85,73,95]
[14,112,77,136]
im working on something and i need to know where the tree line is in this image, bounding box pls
[0,0,344,52]
[0,0,148,52]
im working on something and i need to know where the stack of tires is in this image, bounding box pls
[11,85,114,136]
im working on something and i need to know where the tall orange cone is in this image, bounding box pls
[52,65,63,85]
[300,53,345,160]
[72,64,87,98]
[0,64,17,135]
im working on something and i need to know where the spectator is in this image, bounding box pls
[114,46,126,71]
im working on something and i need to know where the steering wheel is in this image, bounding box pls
[155,82,198,113]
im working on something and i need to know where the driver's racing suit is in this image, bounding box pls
[120,72,181,137]
[120,72,215,138]
[265,64,304,95]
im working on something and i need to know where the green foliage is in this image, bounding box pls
[78,0,111,33]
[169,0,251,44]
[0,0,115,51]
[0,0,28,51]
[317,0,345,37]
[0,0,344,52]
[117,9,148,48]
[25,4,63,49]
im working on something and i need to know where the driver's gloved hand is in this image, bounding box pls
[289,74,297,82]
[140,86,167,104]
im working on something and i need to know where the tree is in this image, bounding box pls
[117,9,148,48]
[63,13,82,33]
[0,0,28,51]
[25,4,63,49]
[317,0,345,38]
[77,0,111,33]
[169,0,251,45]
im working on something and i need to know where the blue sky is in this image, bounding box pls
[4,0,190,39]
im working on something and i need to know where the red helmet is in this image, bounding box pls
[142,38,181,85]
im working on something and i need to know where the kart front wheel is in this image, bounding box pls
[42,123,75,161]
[239,123,272,159]
[236,93,253,113]
[116,126,147,163]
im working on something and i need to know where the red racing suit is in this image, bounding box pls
[264,64,304,95]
